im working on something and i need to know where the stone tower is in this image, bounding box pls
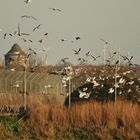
[5,43,27,70]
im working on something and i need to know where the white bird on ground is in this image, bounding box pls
[79,90,87,98]
[122,70,132,75]
[128,89,132,93]
[78,90,91,99]
[92,80,100,87]
[108,88,114,93]
[118,78,126,84]
[128,81,134,85]
[114,83,119,88]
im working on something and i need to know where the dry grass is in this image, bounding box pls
[27,101,140,139]
[0,93,139,139]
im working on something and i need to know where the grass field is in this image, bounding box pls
[0,100,140,140]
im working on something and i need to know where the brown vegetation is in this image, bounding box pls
[27,101,140,140]
[0,94,140,139]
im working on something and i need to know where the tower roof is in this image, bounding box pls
[6,43,27,56]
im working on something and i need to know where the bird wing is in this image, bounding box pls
[44,33,48,36]
[33,27,37,32]
[21,33,30,36]
[4,33,7,39]
[130,56,133,60]
[96,55,101,58]
[86,51,90,56]
[57,9,62,12]
[18,23,20,35]
[30,16,37,21]
[91,55,96,60]
[73,49,77,53]
[100,38,108,44]
[78,48,81,52]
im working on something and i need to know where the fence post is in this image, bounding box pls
[24,67,27,110]
[114,62,118,102]
[68,78,71,107]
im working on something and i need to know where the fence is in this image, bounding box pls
[0,69,66,95]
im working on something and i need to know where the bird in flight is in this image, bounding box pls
[100,38,108,45]
[38,33,48,43]
[44,33,48,36]
[76,36,80,40]
[3,33,7,39]
[61,57,69,64]
[38,39,43,43]
[85,51,90,56]
[24,0,31,4]
[115,60,119,65]
[120,54,134,65]
[90,55,100,61]
[13,23,29,36]
[33,24,42,32]
[78,58,87,65]
[49,8,62,12]
[3,33,14,39]
[21,38,27,42]
[60,38,68,42]
[73,48,81,55]
[9,33,13,37]
[21,15,37,21]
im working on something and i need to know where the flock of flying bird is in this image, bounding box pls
[0,0,83,62]
[0,0,138,67]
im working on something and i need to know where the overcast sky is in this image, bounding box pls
[0,0,140,65]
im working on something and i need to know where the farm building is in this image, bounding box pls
[5,43,27,70]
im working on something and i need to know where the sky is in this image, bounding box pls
[0,0,140,65]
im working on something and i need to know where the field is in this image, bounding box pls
[0,65,140,140]
[0,101,140,140]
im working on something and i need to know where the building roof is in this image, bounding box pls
[6,43,27,56]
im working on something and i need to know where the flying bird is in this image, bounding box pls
[90,55,100,61]
[119,55,133,66]
[78,58,87,65]
[100,38,108,45]
[13,23,29,36]
[21,38,27,42]
[21,15,37,21]
[60,38,67,42]
[38,39,43,43]
[57,9,62,12]
[24,0,31,4]
[49,8,62,12]
[9,33,13,36]
[33,24,41,32]
[3,33,7,39]
[60,58,69,64]
[28,39,33,43]
[115,60,119,65]
[44,33,48,36]
[73,48,81,55]
[85,51,90,56]
[76,36,80,40]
